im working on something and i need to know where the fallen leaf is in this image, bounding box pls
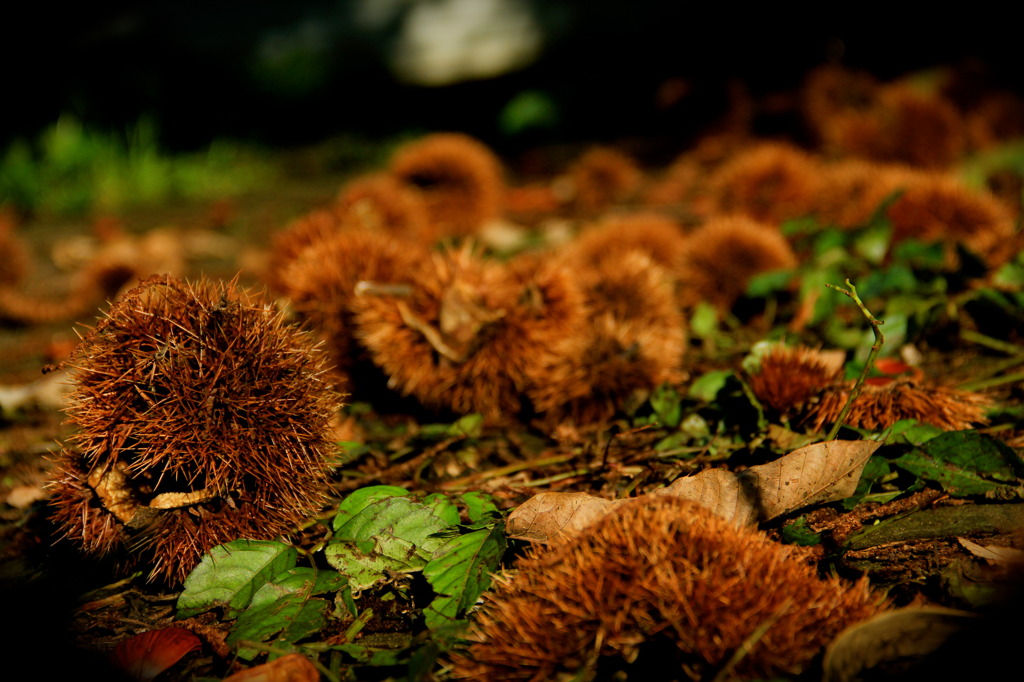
[5,483,47,509]
[505,491,619,542]
[652,466,761,525]
[654,439,883,525]
[957,537,1024,564]
[110,627,201,682]
[222,653,319,682]
[506,440,881,541]
[822,606,977,682]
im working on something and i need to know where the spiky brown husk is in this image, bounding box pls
[801,64,879,144]
[705,142,824,224]
[642,133,748,209]
[47,275,343,584]
[676,215,798,311]
[564,146,642,216]
[275,228,430,393]
[642,156,703,207]
[568,212,688,274]
[1,217,185,326]
[812,160,911,229]
[816,83,966,169]
[503,183,561,225]
[265,208,344,293]
[389,133,505,237]
[746,345,845,419]
[353,244,585,424]
[334,173,432,242]
[808,378,992,432]
[884,171,1016,266]
[449,496,890,681]
[964,92,1024,151]
[526,249,685,429]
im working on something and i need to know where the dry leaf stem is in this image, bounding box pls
[824,279,885,441]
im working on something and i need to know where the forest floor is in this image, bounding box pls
[2,73,1024,681]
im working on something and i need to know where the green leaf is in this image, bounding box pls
[852,221,892,265]
[894,431,1023,496]
[332,485,410,532]
[334,497,454,544]
[842,455,893,510]
[993,258,1024,288]
[177,540,298,618]
[746,269,794,298]
[679,412,712,440]
[649,383,683,428]
[887,419,945,446]
[688,370,733,403]
[229,596,331,660]
[422,524,507,632]
[781,516,822,546]
[247,567,348,611]
[812,227,850,255]
[239,570,346,652]
[337,440,371,464]
[654,430,692,453]
[325,497,455,589]
[325,537,432,590]
[890,238,945,269]
[421,493,461,526]
[499,90,560,136]
[459,491,501,524]
[690,301,718,339]
[417,413,484,440]
[804,267,845,326]
[740,340,777,374]
[860,265,919,299]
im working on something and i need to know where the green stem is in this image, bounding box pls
[960,329,1024,355]
[958,369,1024,392]
[824,279,885,441]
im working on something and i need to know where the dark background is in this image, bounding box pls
[4,1,1021,155]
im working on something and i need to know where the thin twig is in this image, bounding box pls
[824,279,885,441]
[437,453,578,490]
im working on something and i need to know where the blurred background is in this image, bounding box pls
[5,0,1022,153]
[3,0,1022,222]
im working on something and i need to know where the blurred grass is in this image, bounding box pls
[0,116,277,217]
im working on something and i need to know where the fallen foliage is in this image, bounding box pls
[1,57,1023,682]
[506,438,882,540]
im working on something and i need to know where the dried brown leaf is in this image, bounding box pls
[822,606,977,682]
[505,492,620,542]
[506,440,881,541]
[110,627,201,682]
[221,653,319,682]
[658,438,882,524]
[957,537,1024,564]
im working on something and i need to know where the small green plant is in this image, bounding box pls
[176,486,507,680]
[0,115,274,216]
